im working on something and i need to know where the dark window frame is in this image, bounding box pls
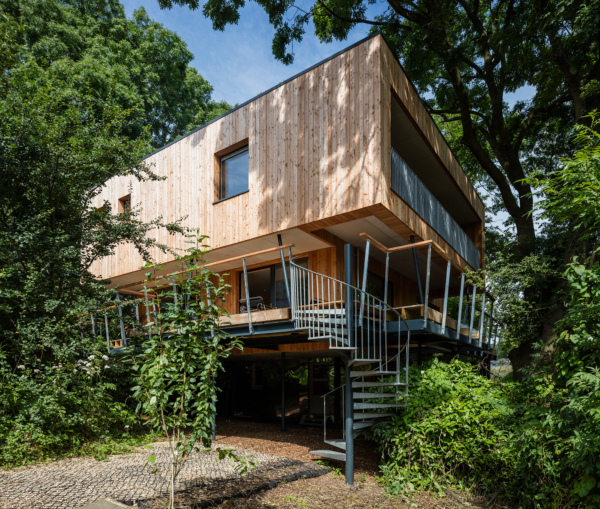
[218,146,249,201]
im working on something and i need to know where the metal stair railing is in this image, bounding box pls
[289,258,410,370]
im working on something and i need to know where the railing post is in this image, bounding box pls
[457,274,465,335]
[344,243,354,487]
[488,299,495,340]
[359,239,370,324]
[441,260,451,334]
[281,352,286,432]
[278,234,292,307]
[116,292,127,347]
[93,299,98,339]
[411,236,424,304]
[423,244,432,329]
[242,257,253,335]
[469,286,477,344]
[143,285,152,339]
[478,293,486,349]
[104,314,110,352]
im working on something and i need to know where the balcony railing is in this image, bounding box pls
[391,147,480,269]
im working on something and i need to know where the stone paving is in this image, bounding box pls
[0,443,313,509]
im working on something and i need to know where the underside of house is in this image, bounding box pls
[88,32,499,479]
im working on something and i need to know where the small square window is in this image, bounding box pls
[119,195,131,213]
[219,147,249,200]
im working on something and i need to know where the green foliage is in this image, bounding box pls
[131,235,256,508]
[1,0,232,148]
[369,360,512,496]
[0,18,181,466]
[371,349,600,508]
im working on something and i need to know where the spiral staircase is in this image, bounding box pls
[289,258,411,462]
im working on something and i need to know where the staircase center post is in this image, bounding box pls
[281,352,286,432]
[344,243,355,486]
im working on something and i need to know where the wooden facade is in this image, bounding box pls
[92,34,484,288]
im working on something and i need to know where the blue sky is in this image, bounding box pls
[121,0,388,105]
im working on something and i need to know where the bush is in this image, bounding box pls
[0,345,149,467]
[369,356,600,508]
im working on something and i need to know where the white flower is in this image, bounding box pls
[88,355,95,360]
[20,375,26,378]
[102,355,109,360]
[34,369,40,373]
[100,435,105,439]
[421,370,424,374]
[125,425,130,429]
[17,365,25,369]
[105,365,110,369]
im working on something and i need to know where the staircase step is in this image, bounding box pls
[348,360,376,367]
[353,421,375,430]
[353,392,406,399]
[354,412,394,419]
[354,402,406,410]
[350,371,398,377]
[352,381,407,388]
[324,439,347,450]
[309,450,346,462]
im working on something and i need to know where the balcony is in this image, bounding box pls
[391,147,481,269]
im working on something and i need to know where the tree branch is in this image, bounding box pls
[315,0,388,26]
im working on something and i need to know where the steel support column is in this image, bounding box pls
[281,352,286,432]
[278,234,291,306]
[334,357,341,427]
[344,243,354,487]
[410,236,424,304]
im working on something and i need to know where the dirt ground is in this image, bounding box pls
[213,418,380,476]
[202,418,502,509]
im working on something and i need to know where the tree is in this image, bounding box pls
[132,237,256,509]
[0,16,186,461]
[158,0,599,372]
[1,0,232,148]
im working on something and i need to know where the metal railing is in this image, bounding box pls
[289,258,410,371]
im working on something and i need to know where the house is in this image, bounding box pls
[91,32,497,483]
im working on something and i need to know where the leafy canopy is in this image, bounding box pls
[2,0,232,148]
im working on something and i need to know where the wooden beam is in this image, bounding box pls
[117,243,295,290]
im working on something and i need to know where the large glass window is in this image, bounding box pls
[366,271,394,306]
[239,259,308,312]
[219,147,249,200]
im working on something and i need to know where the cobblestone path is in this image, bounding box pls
[0,443,307,509]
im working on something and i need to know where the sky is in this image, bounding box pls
[120,0,388,105]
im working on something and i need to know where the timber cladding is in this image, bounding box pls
[91,34,482,281]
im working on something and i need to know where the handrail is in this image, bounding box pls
[289,257,411,402]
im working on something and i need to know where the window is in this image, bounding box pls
[118,195,131,213]
[219,147,249,200]
[239,259,308,312]
[366,271,394,306]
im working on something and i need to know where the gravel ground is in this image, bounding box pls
[0,441,325,509]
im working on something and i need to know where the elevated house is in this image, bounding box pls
[91,33,497,481]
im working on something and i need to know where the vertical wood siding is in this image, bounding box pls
[91,37,383,280]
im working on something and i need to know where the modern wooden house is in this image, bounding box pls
[91,33,498,482]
